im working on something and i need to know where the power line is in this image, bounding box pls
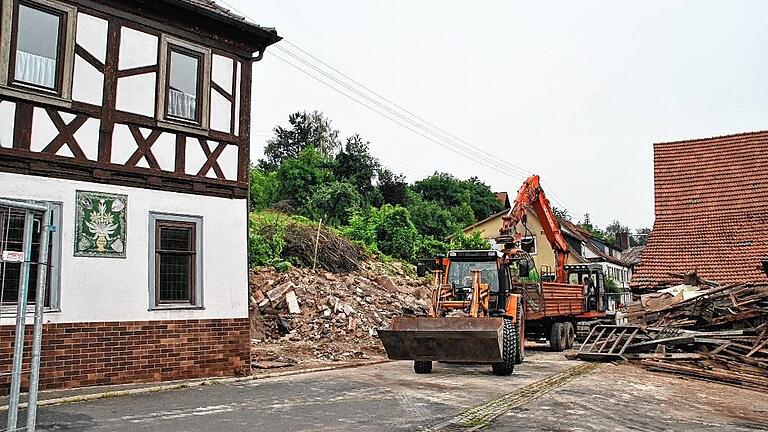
[269,51,532,182]
[215,0,589,219]
[273,45,529,179]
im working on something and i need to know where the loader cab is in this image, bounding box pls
[565,264,608,312]
[444,250,503,296]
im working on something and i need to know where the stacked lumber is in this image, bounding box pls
[593,283,768,390]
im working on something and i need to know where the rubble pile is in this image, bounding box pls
[579,277,768,391]
[249,262,432,368]
[628,283,768,391]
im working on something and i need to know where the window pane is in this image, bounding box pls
[160,227,192,252]
[158,254,191,302]
[168,50,199,121]
[15,4,61,89]
[0,208,52,306]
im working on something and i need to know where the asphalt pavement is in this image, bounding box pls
[3,348,768,431]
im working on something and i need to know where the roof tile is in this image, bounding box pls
[632,130,768,288]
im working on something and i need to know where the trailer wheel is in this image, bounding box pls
[515,301,524,365]
[549,322,566,352]
[492,318,516,376]
[414,361,433,374]
[564,322,576,349]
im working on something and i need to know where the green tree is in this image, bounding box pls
[449,231,492,251]
[605,220,631,245]
[578,213,610,243]
[249,168,279,211]
[373,205,419,260]
[377,168,408,206]
[306,181,362,226]
[334,134,379,200]
[412,172,469,208]
[462,177,505,220]
[404,190,458,239]
[412,173,503,221]
[634,228,651,246]
[260,111,341,170]
[275,146,333,209]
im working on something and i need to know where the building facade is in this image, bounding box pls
[0,0,279,389]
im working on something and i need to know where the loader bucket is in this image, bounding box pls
[378,317,505,363]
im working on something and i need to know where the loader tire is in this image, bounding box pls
[564,322,576,349]
[492,318,516,376]
[515,301,525,365]
[414,361,433,374]
[549,322,566,352]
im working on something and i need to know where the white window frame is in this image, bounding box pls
[148,212,204,310]
[0,198,62,313]
[0,0,77,106]
[156,34,211,131]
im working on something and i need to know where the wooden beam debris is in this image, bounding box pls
[577,282,768,391]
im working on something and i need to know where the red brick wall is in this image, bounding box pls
[0,318,250,391]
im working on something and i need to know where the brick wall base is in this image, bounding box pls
[0,318,250,391]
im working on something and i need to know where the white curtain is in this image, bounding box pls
[15,51,56,89]
[168,88,197,120]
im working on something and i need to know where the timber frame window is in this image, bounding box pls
[157,35,211,130]
[148,213,203,310]
[0,0,76,101]
[0,199,62,312]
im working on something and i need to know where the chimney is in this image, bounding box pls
[615,231,631,250]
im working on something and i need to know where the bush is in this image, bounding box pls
[449,231,492,251]
[248,213,286,267]
[374,205,419,260]
[305,181,362,226]
[249,168,279,211]
[414,236,450,259]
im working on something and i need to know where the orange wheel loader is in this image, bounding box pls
[378,175,612,375]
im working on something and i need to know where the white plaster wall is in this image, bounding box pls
[30,107,58,153]
[210,90,231,133]
[0,101,15,148]
[152,132,176,172]
[0,172,249,324]
[72,56,104,106]
[73,118,101,161]
[111,123,139,165]
[116,73,157,116]
[211,55,233,90]
[185,137,207,176]
[76,13,108,63]
[218,144,238,181]
[118,27,158,70]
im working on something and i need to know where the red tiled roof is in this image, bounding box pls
[632,130,768,288]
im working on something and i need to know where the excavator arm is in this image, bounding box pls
[496,175,570,283]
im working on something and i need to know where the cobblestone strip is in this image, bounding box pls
[427,362,602,431]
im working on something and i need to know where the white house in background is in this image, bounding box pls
[0,0,280,390]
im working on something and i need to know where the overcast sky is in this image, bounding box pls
[232,0,768,229]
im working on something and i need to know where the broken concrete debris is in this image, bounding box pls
[250,261,430,367]
[576,280,768,392]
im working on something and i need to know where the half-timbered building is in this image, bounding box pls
[0,0,279,389]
